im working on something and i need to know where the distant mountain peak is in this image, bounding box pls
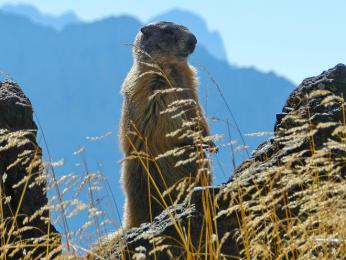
[1,3,79,30]
[150,8,228,61]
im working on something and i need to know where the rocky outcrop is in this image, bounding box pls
[0,81,60,259]
[222,63,346,258]
[91,64,346,259]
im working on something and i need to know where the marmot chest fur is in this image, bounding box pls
[120,21,214,228]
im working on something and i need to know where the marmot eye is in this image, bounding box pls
[140,26,153,37]
[163,28,174,35]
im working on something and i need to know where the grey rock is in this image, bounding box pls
[0,81,60,259]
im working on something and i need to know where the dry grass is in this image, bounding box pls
[216,89,346,259]
[0,130,62,259]
[1,64,346,260]
[86,63,345,259]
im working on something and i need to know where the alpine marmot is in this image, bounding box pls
[120,21,215,228]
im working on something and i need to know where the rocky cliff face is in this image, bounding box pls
[91,64,346,259]
[0,81,60,259]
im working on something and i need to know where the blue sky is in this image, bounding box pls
[1,0,345,84]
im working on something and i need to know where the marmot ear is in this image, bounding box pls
[140,25,153,36]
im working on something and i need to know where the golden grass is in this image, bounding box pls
[1,64,346,260]
[0,130,62,259]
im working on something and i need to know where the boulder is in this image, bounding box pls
[0,81,60,259]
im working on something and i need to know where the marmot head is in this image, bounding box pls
[133,21,197,64]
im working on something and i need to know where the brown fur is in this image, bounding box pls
[119,22,214,228]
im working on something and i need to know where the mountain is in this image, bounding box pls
[1,3,79,30]
[1,5,228,62]
[0,10,294,246]
[151,8,228,62]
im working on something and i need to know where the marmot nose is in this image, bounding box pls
[187,34,197,53]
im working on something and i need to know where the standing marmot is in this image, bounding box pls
[120,21,215,228]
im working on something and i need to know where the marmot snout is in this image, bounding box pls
[119,21,214,228]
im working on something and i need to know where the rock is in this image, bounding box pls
[91,64,346,259]
[0,81,37,131]
[0,81,60,259]
[222,63,346,258]
[89,186,240,259]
